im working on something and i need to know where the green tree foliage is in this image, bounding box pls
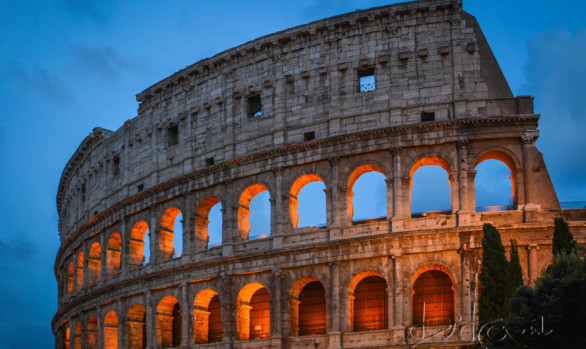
[552,218,577,256]
[508,239,524,296]
[501,253,586,348]
[478,223,511,325]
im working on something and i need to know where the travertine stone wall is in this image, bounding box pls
[53,1,586,348]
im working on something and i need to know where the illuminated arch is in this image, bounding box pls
[411,265,455,326]
[195,196,222,249]
[106,232,122,278]
[76,252,84,292]
[104,311,118,349]
[129,221,149,267]
[127,304,146,349]
[156,296,181,347]
[409,156,452,215]
[289,277,326,336]
[88,242,101,286]
[289,174,325,229]
[236,283,270,340]
[66,262,73,299]
[347,271,388,332]
[474,149,519,210]
[86,316,98,349]
[74,322,81,349]
[64,323,70,349]
[238,184,270,240]
[346,164,387,222]
[160,207,182,260]
[193,289,222,343]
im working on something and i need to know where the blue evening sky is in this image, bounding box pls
[1,1,585,347]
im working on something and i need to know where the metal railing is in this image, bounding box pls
[360,82,376,92]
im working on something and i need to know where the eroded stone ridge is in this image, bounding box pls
[53,1,585,348]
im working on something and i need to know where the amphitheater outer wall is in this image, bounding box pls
[53,0,586,348]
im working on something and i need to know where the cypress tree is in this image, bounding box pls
[478,223,510,325]
[508,239,524,296]
[552,218,577,256]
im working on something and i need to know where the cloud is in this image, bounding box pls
[0,62,76,107]
[521,29,586,201]
[71,44,138,81]
[0,237,37,265]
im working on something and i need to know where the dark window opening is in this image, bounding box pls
[172,303,182,347]
[113,156,120,176]
[303,131,315,141]
[167,125,179,146]
[80,184,86,203]
[205,157,215,166]
[247,94,263,118]
[137,184,144,192]
[358,68,375,92]
[421,111,435,122]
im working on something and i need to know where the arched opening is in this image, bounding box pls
[289,277,326,336]
[106,232,122,278]
[237,283,270,340]
[86,316,98,349]
[160,208,183,260]
[127,304,146,349]
[74,322,82,349]
[290,174,326,229]
[104,311,118,349]
[130,221,149,267]
[475,151,516,211]
[156,296,181,348]
[88,242,101,286]
[64,324,70,349]
[410,157,451,217]
[347,165,387,223]
[76,252,84,292]
[412,268,455,326]
[238,184,270,240]
[193,289,223,344]
[349,272,388,332]
[67,262,73,299]
[195,197,223,249]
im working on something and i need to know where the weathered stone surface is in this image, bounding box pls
[53,1,586,348]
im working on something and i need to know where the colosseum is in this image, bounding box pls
[53,0,586,348]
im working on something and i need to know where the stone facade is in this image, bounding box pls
[53,0,586,348]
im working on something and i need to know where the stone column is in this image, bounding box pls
[329,262,341,333]
[149,215,159,264]
[145,291,154,349]
[385,178,394,220]
[80,313,87,349]
[391,147,407,220]
[121,216,130,274]
[520,136,537,206]
[221,273,234,343]
[182,194,195,255]
[117,300,124,348]
[96,306,103,349]
[271,270,283,338]
[72,258,78,296]
[82,242,89,288]
[456,140,470,212]
[222,181,235,256]
[328,157,341,229]
[527,244,539,284]
[450,172,460,213]
[181,282,189,347]
[392,255,404,327]
[459,248,472,324]
[386,257,394,327]
[272,168,284,248]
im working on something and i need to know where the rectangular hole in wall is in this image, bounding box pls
[358,67,375,92]
[247,94,262,118]
[303,131,315,141]
[167,124,179,146]
[421,111,435,122]
[205,157,215,166]
[113,156,120,176]
[137,184,144,192]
